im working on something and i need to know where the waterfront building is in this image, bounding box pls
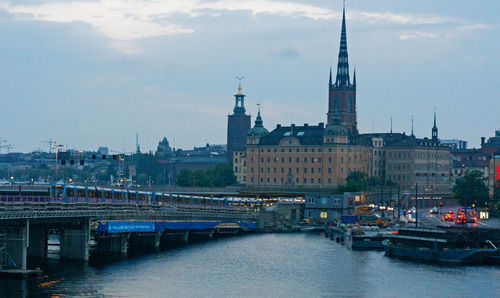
[227,82,251,162]
[304,192,360,222]
[450,130,500,183]
[489,151,500,195]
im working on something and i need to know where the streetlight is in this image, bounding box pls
[53,144,64,184]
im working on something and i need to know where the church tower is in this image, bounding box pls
[432,108,438,142]
[327,3,357,135]
[227,78,251,162]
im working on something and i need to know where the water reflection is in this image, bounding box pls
[0,233,499,297]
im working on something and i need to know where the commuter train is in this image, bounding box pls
[0,184,272,208]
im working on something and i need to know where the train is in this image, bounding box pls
[0,184,286,208]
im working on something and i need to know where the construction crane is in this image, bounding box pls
[41,139,55,153]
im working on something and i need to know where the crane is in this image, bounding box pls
[41,139,55,153]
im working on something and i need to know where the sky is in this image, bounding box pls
[0,0,498,153]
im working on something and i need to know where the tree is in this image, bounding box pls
[176,169,193,186]
[453,170,490,207]
[340,171,369,192]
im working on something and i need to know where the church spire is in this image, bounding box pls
[334,1,350,87]
[432,107,438,141]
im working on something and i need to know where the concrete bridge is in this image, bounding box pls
[0,198,258,271]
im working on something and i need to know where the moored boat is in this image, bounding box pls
[383,227,500,265]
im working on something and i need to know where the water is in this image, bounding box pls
[1,233,499,297]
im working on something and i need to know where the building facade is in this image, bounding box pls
[244,4,372,188]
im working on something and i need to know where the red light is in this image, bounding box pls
[496,165,500,181]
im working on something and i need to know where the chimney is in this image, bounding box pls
[304,123,308,127]
[481,137,485,145]
[319,122,324,128]
[277,124,281,129]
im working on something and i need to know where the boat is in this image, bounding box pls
[383,227,500,265]
[344,226,388,250]
[299,226,324,233]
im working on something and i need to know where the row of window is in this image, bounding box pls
[250,147,363,153]
[250,156,363,164]
[249,167,364,175]
[250,177,337,185]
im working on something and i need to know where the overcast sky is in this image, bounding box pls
[0,0,498,153]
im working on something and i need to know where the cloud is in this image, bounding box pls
[0,0,488,52]
[399,31,438,41]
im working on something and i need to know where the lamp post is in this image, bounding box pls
[54,144,64,184]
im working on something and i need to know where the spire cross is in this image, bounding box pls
[257,103,261,114]
[236,76,244,94]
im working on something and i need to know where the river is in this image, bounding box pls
[1,233,499,297]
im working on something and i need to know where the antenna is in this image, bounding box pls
[411,115,414,136]
[390,116,393,134]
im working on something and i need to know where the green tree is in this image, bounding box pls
[176,169,193,186]
[339,171,369,192]
[453,170,490,207]
[192,169,210,187]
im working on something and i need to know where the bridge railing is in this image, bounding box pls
[0,201,258,221]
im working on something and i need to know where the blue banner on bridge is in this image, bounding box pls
[157,221,220,231]
[96,220,257,233]
[97,221,156,233]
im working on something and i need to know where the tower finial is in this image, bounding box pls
[236,76,244,95]
[433,106,436,127]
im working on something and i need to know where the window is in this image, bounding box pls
[297,131,305,136]
[296,157,300,163]
[321,197,327,205]
[328,168,332,174]
[304,157,308,163]
[311,168,314,174]
[304,168,307,173]
[284,132,292,136]
[328,157,332,163]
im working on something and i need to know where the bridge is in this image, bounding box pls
[0,188,259,271]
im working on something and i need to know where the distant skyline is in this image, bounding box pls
[0,0,498,153]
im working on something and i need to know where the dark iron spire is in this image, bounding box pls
[335,1,350,87]
[432,107,438,141]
